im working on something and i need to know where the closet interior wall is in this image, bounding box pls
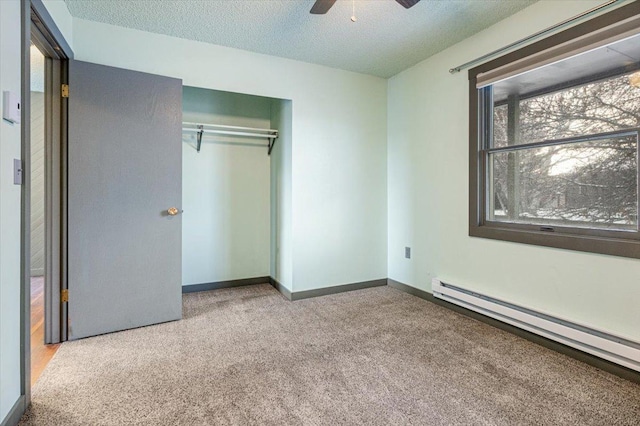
[269,99,293,289]
[182,87,288,288]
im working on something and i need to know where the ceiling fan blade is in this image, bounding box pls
[396,0,421,9]
[310,0,338,14]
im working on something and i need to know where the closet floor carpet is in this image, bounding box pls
[20,284,640,425]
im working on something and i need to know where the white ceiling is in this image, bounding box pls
[64,0,537,78]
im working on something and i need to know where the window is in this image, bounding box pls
[469,3,640,258]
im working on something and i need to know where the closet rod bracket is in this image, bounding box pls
[196,125,204,153]
[268,137,277,156]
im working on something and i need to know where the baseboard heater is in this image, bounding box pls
[431,279,640,372]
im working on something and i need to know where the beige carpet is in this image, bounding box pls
[20,284,640,425]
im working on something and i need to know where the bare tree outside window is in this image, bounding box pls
[489,71,640,231]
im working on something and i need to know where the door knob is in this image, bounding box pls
[167,207,180,216]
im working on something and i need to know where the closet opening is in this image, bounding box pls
[181,87,292,293]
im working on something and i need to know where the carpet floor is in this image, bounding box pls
[20,284,640,425]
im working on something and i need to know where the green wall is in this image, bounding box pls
[387,0,640,341]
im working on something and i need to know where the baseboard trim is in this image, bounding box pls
[268,277,387,301]
[182,276,270,294]
[387,279,433,301]
[269,277,292,301]
[1,395,25,426]
[291,279,387,301]
[387,279,640,385]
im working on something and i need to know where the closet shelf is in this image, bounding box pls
[182,122,278,155]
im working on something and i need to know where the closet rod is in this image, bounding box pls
[183,121,278,134]
[182,122,278,155]
[183,128,278,139]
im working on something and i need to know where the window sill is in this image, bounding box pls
[469,223,640,259]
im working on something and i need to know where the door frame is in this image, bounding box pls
[21,0,73,408]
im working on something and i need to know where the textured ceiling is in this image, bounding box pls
[64,0,538,78]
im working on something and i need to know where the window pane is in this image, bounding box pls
[492,70,640,148]
[489,135,638,230]
[493,103,508,148]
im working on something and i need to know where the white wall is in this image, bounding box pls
[72,19,388,293]
[270,99,293,290]
[42,0,73,52]
[387,0,640,340]
[182,87,272,286]
[0,0,23,420]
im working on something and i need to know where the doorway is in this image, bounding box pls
[24,2,71,393]
[28,42,59,385]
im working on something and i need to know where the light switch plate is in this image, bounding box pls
[14,159,23,185]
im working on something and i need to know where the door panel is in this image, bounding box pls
[68,60,182,339]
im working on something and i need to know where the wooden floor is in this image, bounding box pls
[31,276,60,386]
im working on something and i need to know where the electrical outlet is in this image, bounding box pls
[405,247,411,259]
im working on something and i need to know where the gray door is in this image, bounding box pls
[68,60,182,340]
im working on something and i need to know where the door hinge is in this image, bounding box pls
[61,84,69,98]
[61,289,69,303]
